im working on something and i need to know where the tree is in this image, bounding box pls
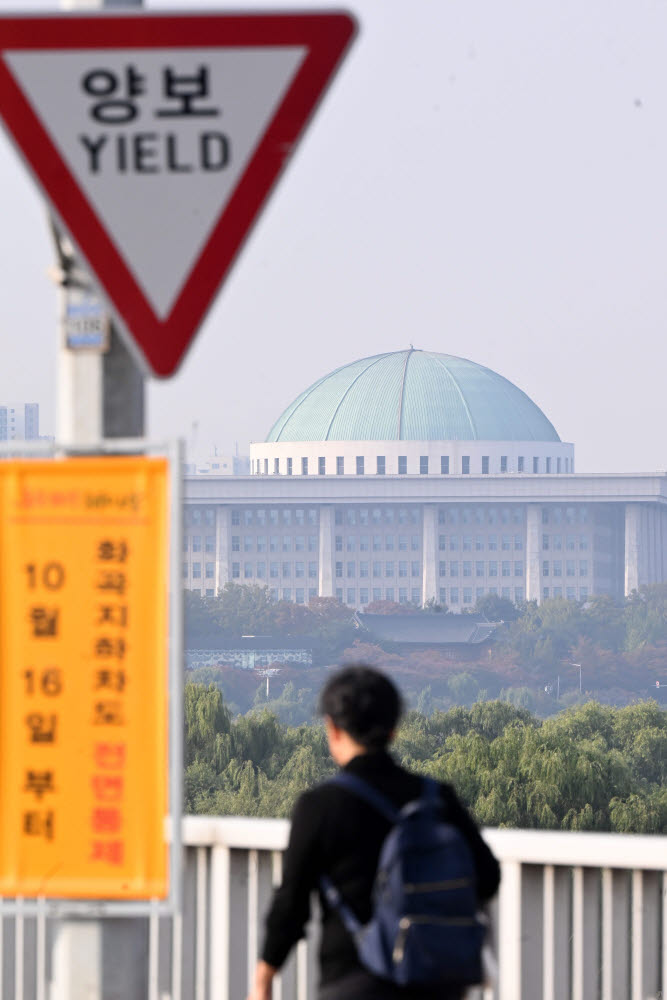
[473,593,518,622]
[363,600,416,615]
[182,684,667,832]
[211,582,277,638]
[184,590,221,647]
[624,584,667,650]
[184,683,231,766]
[580,595,625,650]
[423,598,447,614]
[416,685,434,717]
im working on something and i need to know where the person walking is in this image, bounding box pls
[247,665,500,1000]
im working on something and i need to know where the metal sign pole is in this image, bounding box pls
[52,213,146,444]
[50,3,150,997]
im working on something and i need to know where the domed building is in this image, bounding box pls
[184,350,667,612]
[250,349,573,477]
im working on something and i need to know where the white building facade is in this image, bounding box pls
[183,351,667,609]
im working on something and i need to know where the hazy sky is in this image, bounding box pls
[1,0,666,472]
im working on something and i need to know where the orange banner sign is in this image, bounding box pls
[0,456,169,898]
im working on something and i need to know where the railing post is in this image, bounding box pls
[662,872,667,1000]
[271,852,284,1000]
[210,845,231,1000]
[542,865,571,1000]
[496,861,542,1000]
[247,850,260,991]
[196,847,208,1000]
[601,868,630,1000]
[572,867,599,1000]
[631,870,660,1000]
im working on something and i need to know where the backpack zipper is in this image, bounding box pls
[403,878,471,893]
[392,915,479,964]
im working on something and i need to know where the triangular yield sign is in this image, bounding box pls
[0,12,356,376]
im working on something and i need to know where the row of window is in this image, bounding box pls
[335,588,422,606]
[185,584,324,605]
[231,535,318,553]
[439,561,523,578]
[336,534,420,552]
[253,455,572,476]
[184,562,215,579]
[542,535,589,551]
[335,561,421,579]
[437,507,524,526]
[184,534,216,552]
[187,528,540,553]
[186,505,593,534]
[439,534,523,552]
[186,557,587,582]
[185,508,216,527]
[334,507,421,526]
[541,507,588,526]
[232,561,318,579]
[186,580,589,606]
[185,557,587,581]
[267,588,316,604]
[438,587,525,605]
[543,561,589,577]
[543,587,589,601]
[231,508,318,527]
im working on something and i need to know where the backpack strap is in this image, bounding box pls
[319,874,363,936]
[421,776,442,804]
[319,773,399,936]
[327,772,400,823]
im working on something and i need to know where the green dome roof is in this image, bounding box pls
[266,350,560,443]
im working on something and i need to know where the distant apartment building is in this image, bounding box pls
[183,350,667,609]
[0,403,39,441]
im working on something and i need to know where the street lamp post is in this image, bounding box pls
[560,660,582,695]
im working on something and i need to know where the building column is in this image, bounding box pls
[624,503,642,596]
[648,505,665,584]
[421,504,438,606]
[525,504,541,603]
[318,505,334,597]
[216,506,231,594]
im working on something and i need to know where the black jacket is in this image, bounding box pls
[262,751,500,986]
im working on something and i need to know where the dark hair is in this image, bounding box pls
[318,664,403,750]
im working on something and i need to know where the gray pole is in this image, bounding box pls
[51,0,150,997]
[56,0,145,444]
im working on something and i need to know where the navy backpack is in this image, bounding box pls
[319,772,486,987]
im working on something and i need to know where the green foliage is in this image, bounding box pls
[185,585,667,711]
[183,681,335,816]
[624,584,667,650]
[184,683,230,767]
[184,586,357,662]
[473,593,519,622]
[423,598,447,613]
[413,699,667,832]
[183,682,667,833]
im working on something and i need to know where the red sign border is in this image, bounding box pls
[0,13,356,376]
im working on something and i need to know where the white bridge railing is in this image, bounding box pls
[0,818,665,999]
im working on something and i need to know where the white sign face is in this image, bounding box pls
[0,13,356,375]
[6,47,305,319]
